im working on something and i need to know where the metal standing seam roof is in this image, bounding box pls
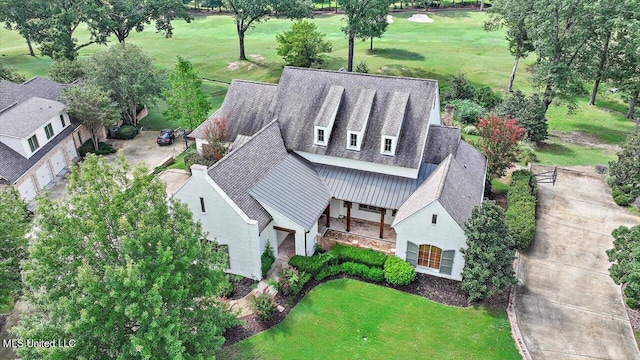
[250,153,332,231]
[315,161,437,210]
[0,98,66,138]
[207,120,288,232]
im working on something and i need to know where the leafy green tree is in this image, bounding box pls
[361,8,389,51]
[48,59,84,83]
[461,201,516,302]
[84,44,166,126]
[11,155,238,359]
[276,20,333,68]
[0,188,30,307]
[0,0,39,56]
[0,62,26,83]
[164,56,212,130]
[608,135,640,201]
[477,114,526,181]
[442,72,475,102]
[607,225,640,308]
[484,0,534,92]
[62,83,120,150]
[608,3,640,120]
[497,90,548,143]
[341,0,390,72]
[223,0,313,60]
[92,0,191,43]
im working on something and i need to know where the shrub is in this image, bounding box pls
[315,264,341,281]
[506,170,537,249]
[497,90,548,143]
[473,85,503,110]
[78,140,116,157]
[462,125,479,135]
[614,193,631,207]
[329,244,387,268]
[442,73,475,102]
[250,289,276,321]
[278,266,311,297]
[184,152,215,171]
[114,125,138,139]
[516,141,537,164]
[355,61,369,73]
[261,243,275,278]
[384,256,416,286]
[215,276,234,298]
[609,135,640,204]
[452,99,486,125]
[340,262,384,282]
[289,252,337,276]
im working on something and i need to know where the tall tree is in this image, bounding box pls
[0,188,30,307]
[461,201,516,302]
[91,0,191,43]
[476,114,525,181]
[48,59,85,83]
[485,0,534,92]
[362,9,389,50]
[526,0,595,114]
[62,83,120,150]
[164,56,212,131]
[341,0,390,72]
[276,20,333,67]
[222,0,313,60]
[84,44,166,126]
[0,0,39,56]
[609,4,640,119]
[11,155,238,359]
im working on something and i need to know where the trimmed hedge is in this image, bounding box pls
[289,252,337,276]
[506,170,538,250]
[340,262,385,282]
[78,139,116,157]
[114,125,138,139]
[383,256,416,286]
[330,244,388,268]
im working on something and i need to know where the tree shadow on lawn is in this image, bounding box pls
[538,141,575,157]
[572,122,631,145]
[375,64,446,82]
[368,48,425,61]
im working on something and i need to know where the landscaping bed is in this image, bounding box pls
[228,277,258,301]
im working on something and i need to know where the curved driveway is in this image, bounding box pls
[515,166,640,360]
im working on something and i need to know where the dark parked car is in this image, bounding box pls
[157,129,175,145]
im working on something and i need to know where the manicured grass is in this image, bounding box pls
[535,139,617,167]
[491,179,509,195]
[217,279,519,360]
[167,144,196,170]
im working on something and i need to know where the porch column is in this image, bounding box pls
[346,201,352,232]
[379,209,386,239]
[325,205,330,227]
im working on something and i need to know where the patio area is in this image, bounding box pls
[317,215,396,255]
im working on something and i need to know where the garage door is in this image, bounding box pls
[51,149,66,175]
[35,163,53,189]
[65,140,78,161]
[17,178,37,201]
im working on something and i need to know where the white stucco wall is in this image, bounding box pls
[258,201,317,257]
[429,91,442,125]
[393,201,467,281]
[173,166,262,280]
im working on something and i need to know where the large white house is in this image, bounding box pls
[174,67,486,281]
[0,77,88,203]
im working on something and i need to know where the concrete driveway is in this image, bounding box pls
[516,166,640,360]
[107,130,187,170]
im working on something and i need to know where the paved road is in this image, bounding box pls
[516,166,640,360]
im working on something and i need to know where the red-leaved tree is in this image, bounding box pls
[202,117,228,162]
[477,114,526,181]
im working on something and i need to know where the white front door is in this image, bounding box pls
[35,163,53,189]
[51,149,66,175]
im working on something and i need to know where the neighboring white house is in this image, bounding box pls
[0,77,88,203]
[175,67,486,281]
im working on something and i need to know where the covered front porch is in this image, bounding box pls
[317,214,396,255]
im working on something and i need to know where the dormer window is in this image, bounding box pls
[381,136,397,156]
[350,134,357,147]
[384,138,392,152]
[45,123,54,139]
[317,129,325,143]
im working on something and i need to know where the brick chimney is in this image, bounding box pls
[443,104,455,126]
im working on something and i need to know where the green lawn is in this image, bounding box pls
[0,10,634,165]
[218,279,520,360]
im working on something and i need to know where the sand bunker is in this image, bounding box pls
[407,14,434,23]
[387,15,393,24]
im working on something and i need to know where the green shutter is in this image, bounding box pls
[406,241,418,266]
[440,250,455,275]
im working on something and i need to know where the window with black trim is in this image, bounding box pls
[358,204,384,213]
[60,114,66,127]
[200,197,206,213]
[384,138,392,152]
[350,133,357,147]
[28,135,40,152]
[44,123,54,139]
[317,129,325,143]
[432,214,438,224]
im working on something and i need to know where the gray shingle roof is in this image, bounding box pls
[273,67,438,169]
[0,98,66,138]
[315,161,437,210]
[0,125,76,183]
[346,88,375,133]
[314,85,344,128]
[422,124,461,164]
[190,80,278,140]
[393,141,486,227]
[0,80,20,112]
[251,153,331,230]
[380,91,409,137]
[207,120,288,232]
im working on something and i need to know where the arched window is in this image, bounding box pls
[418,245,442,269]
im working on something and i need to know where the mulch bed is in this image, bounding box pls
[228,277,258,301]
[222,273,509,347]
